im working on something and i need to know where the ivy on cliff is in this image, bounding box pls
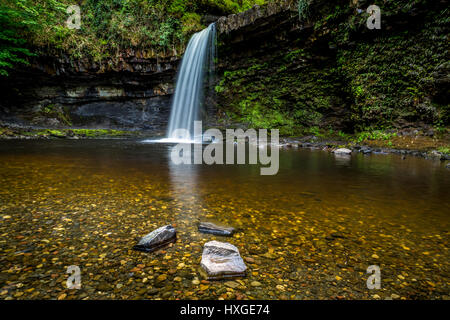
[217,0,449,134]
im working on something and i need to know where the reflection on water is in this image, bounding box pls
[168,148,202,228]
[0,139,448,300]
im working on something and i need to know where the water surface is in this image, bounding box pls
[0,140,448,300]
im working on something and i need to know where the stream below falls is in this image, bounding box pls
[0,139,448,300]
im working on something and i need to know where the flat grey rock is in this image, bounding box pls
[198,221,235,236]
[333,148,352,155]
[200,241,247,280]
[133,225,176,253]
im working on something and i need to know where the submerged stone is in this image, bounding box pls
[198,221,235,236]
[200,241,247,280]
[133,225,176,253]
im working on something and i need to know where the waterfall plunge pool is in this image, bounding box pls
[0,139,448,300]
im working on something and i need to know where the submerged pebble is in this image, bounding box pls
[0,140,447,300]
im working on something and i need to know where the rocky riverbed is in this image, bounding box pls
[0,140,448,300]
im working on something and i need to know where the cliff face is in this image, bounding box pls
[216,1,296,35]
[0,2,299,134]
[214,0,449,135]
[0,50,179,134]
[0,0,448,135]
[214,0,351,134]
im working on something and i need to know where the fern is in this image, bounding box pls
[0,0,37,76]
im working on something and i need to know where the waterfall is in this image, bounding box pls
[166,23,216,142]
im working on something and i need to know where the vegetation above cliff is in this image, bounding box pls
[0,0,265,75]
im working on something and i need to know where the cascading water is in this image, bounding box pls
[164,23,216,143]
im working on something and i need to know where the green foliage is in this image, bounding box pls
[338,130,351,141]
[217,49,343,135]
[283,49,305,63]
[297,0,311,21]
[46,129,66,137]
[181,12,203,35]
[0,0,39,76]
[30,128,132,138]
[41,104,72,126]
[70,129,129,137]
[353,130,398,144]
[337,13,448,128]
[217,0,448,136]
[437,146,450,155]
[3,0,266,63]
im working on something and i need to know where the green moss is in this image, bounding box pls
[41,104,72,126]
[18,128,136,139]
[437,146,450,155]
[217,46,345,136]
[70,129,131,137]
[217,0,448,137]
[352,130,398,144]
[47,129,65,137]
[333,2,449,129]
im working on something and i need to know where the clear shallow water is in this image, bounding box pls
[0,139,448,300]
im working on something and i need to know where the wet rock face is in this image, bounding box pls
[198,222,235,236]
[216,1,296,35]
[133,225,176,253]
[200,241,247,280]
[0,55,178,133]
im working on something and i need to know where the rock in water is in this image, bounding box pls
[198,221,235,236]
[200,241,247,280]
[333,148,352,155]
[133,225,176,253]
